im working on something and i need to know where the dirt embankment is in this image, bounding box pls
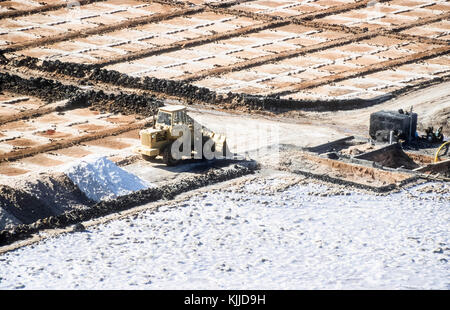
[4,56,401,112]
[0,173,94,229]
[355,145,420,170]
[0,71,163,115]
[0,187,55,225]
[277,148,416,192]
[417,106,450,137]
[0,207,20,231]
[16,174,93,214]
[0,163,257,247]
[0,72,78,102]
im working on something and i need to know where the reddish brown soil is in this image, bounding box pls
[405,152,435,165]
[6,138,39,148]
[106,115,138,124]
[52,146,92,158]
[0,121,36,132]
[115,129,140,140]
[0,165,30,176]
[0,108,15,117]
[84,137,131,150]
[21,154,64,167]
[69,108,100,117]
[35,114,68,124]
[0,106,56,127]
[321,64,357,74]
[0,121,148,164]
[73,124,109,132]
[299,153,413,186]
[35,130,73,139]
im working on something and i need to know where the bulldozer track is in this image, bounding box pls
[272,45,450,97]
[95,20,288,67]
[1,6,203,53]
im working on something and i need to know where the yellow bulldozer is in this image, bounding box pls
[134,105,227,166]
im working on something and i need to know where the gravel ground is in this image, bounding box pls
[0,174,448,289]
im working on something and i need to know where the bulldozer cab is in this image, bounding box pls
[156,105,188,127]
